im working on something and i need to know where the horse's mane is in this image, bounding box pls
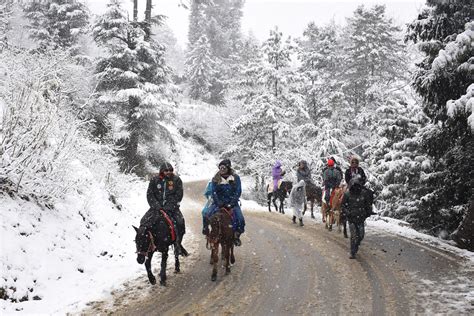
[140,208,163,228]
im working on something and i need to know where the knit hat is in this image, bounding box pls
[327,159,335,167]
[159,162,173,172]
[218,159,232,169]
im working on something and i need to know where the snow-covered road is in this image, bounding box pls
[82,180,474,315]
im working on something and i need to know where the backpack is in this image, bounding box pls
[361,187,375,217]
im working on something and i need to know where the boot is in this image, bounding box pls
[202,226,209,236]
[292,216,296,224]
[233,232,242,246]
[299,218,304,227]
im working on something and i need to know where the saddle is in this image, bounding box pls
[159,209,176,242]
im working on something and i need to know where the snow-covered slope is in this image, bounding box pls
[0,121,217,314]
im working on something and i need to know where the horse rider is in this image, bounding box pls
[289,180,306,226]
[147,162,187,255]
[296,160,313,185]
[345,156,367,188]
[341,177,375,259]
[322,158,342,206]
[202,159,245,246]
[272,160,286,192]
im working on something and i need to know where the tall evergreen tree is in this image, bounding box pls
[185,34,218,102]
[92,0,173,175]
[229,27,306,171]
[23,0,89,51]
[186,0,244,104]
[404,0,473,235]
[343,5,406,110]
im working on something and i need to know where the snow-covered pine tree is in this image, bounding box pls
[186,0,244,104]
[185,34,217,102]
[342,5,406,112]
[297,21,343,122]
[405,0,473,236]
[92,0,173,175]
[364,97,429,216]
[229,27,306,175]
[23,0,89,51]
[0,0,13,50]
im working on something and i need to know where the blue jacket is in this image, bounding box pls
[211,172,242,207]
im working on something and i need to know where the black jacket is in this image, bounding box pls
[345,167,367,186]
[147,174,183,212]
[342,188,372,224]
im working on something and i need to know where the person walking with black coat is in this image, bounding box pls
[341,177,373,259]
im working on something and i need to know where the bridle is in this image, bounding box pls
[136,230,157,258]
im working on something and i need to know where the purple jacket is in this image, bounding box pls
[272,161,284,191]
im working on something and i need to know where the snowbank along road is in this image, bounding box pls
[83,180,474,315]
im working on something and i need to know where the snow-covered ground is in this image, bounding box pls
[0,123,216,314]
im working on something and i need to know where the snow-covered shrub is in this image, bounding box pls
[0,50,86,203]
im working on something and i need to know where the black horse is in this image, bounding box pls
[133,209,188,286]
[302,182,322,219]
[267,181,293,214]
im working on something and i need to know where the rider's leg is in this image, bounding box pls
[232,205,245,246]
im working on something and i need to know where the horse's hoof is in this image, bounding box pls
[211,274,217,281]
[174,268,180,273]
[311,215,315,219]
[225,268,230,275]
[160,280,166,286]
[149,276,156,285]
[230,257,235,264]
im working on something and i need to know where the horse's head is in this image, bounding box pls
[283,181,293,193]
[133,225,154,264]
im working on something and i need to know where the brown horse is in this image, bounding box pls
[332,185,346,234]
[208,207,235,281]
[322,186,345,231]
[302,182,322,219]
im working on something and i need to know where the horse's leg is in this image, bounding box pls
[267,193,272,212]
[343,216,348,238]
[280,197,285,214]
[159,249,168,286]
[322,204,326,223]
[230,245,235,265]
[224,243,231,275]
[310,200,315,219]
[303,199,307,215]
[174,247,180,273]
[273,196,278,213]
[211,243,218,281]
[145,251,156,285]
[335,210,341,232]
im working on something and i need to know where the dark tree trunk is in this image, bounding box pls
[451,199,474,251]
[144,0,152,41]
[133,0,138,22]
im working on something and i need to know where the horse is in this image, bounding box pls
[322,186,345,231]
[332,185,346,234]
[208,207,235,281]
[133,208,188,286]
[267,181,293,214]
[302,182,322,219]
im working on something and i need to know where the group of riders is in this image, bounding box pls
[273,156,375,258]
[146,156,375,262]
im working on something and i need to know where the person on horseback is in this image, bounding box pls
[147,162,187,256]
[289,180,306,226]
[322,158,342,206]
[202,159,245,246]
[296,160,312,185]
[272,160,286,192]
[345,156,367,188]
[342,177,374,259]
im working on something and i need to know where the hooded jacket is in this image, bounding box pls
[297,160,312,183]
[289,180,306,208]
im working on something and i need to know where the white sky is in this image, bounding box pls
[86,0,426,47]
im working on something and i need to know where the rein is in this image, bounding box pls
[137,230,157,257]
